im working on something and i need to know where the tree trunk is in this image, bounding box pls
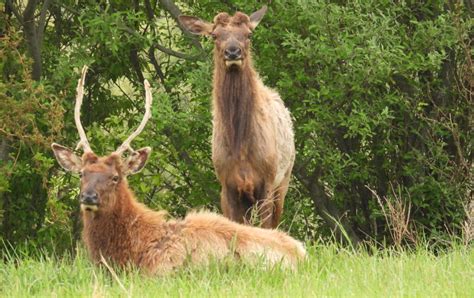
[23,0,42,81]
[294,163,361,246]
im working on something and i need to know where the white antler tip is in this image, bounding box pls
[81,66,88,80]
[74,66,93,154]
[114,78,153,155]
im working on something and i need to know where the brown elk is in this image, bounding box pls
[179,6,295,228]
[51,67,305,275]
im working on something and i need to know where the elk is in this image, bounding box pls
[179,6,295,228]
[51,67,305,275]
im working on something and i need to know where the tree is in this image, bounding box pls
[0,0,471,252]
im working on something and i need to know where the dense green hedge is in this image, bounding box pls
[1,0,472,252]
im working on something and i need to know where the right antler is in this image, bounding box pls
[114,79,153,155]
[73,66,152,155]
[75,66,93,153]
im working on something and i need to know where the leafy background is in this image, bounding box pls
[1,0,472,253]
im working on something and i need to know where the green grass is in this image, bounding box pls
[0,244,472,297]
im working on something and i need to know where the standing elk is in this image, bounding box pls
[51,67,305,275]
[179,6,295,228]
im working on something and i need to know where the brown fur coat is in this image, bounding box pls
[82,182,306,275]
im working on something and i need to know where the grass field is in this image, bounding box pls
[1,243,472,297]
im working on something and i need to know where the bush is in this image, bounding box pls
[1,0,471,252]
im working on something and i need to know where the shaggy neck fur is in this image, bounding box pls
[81,181,166,266]
[213,54,259,157]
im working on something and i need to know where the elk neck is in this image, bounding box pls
[80,180,167,265]
[213,55,259,158]
[81,181,140,238]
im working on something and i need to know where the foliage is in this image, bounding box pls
[0,0,472,252]
[253,0,472,244]
[0,24,65,247]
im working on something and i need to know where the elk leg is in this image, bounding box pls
[271,171,291,228]
[221,186,250,224]
[253,183,274,229]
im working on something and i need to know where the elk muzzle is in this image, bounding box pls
[224,46,243,67]
[80,191,99,212]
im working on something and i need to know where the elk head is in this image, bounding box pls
[179,6,267,69]
[51,66,153,212]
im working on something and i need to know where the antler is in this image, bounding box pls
[114,79,153,155]
[74,66,93,153]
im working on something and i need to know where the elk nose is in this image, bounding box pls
[81,192,98,205]
[224,46,242,60]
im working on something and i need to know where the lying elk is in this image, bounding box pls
[51,67,305,275]
[180,6,295,228]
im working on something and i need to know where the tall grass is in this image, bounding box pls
[1,243,472,297]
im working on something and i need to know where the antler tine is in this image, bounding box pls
[74,66,93,153]
[115,79,153,155]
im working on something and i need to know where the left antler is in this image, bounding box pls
[114,79,153,155]
[75,66,93,153]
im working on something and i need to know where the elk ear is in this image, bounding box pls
[249,5,267,29]
[179,15,213,35]
[122,147,151,175]
[51,143,82,173]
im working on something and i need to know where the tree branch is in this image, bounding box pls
[5,0,23,24]
[51,1,79,15]
[37,0,52,49]
[144,0,156,21]
[129,47,145,83]
[152,42,201,60]
[148,45,170,93]
[23,0,38,24]
[294,160,361,246]
[23,0,42,81]
[157,0,202,50]
[119,25,201,61]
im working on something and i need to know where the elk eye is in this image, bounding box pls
[211,33,217,40]
[112,175,119,183]
[79,172,83,178]
[248,32,253,38]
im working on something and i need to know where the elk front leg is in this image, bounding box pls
[271,170,292,228]
[221,186,251,224]
[252,183,275,229]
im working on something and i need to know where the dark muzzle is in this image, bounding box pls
[224,46,242,61]
[80,191,98,206]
